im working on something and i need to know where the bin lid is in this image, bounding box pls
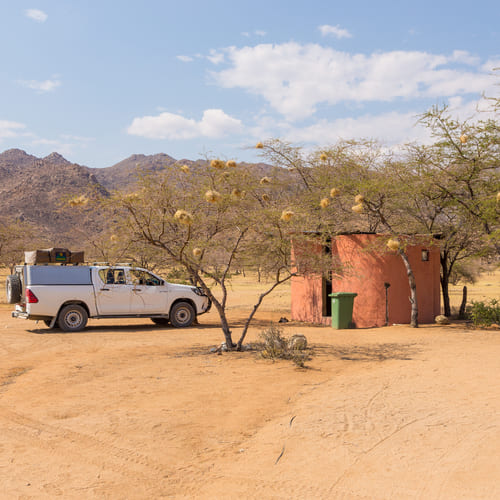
[329,292,358,297]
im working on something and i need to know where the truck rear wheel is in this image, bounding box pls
[169,302,195,328]
[6,275,22,304]
[58,304,88,332]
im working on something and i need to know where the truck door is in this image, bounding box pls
[129,268,168,314]
[95,268,132,314]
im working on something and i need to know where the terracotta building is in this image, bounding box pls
[291,233,441,328]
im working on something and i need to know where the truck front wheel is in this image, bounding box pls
[169,302,195,328]
[58,304,88,332]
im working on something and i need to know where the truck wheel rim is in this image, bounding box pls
[65,311,83,328]
[175,308,190,324]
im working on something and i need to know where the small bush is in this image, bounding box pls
[259,324,310,368]
[165,267,191,284]
[469,299,500,327]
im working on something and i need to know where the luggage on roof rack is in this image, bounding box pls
[24,248,84,265]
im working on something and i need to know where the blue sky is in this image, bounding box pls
[0,0,499,168]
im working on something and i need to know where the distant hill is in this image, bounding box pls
[0,149,283,244]
[89,153,179,191]
[0,149,109,240]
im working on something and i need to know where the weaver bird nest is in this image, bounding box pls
[386,238,400,251]
[174,209,193,225]
[205,190,222,204]
[210,159,225,169]
[280,210,294,222]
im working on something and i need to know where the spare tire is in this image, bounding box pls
[6,275,22,304]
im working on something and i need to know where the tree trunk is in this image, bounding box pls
[441,277,451,317]
[440,251,451,317]
[399,250,418,327]
[193,273,235,349]
[236,274,294,350]
[459,286,467,319]
[213,300,234,348]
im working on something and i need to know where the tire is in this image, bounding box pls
[6,275,22,304]
[44,319,59,329]
[58,304,88,332]
[151,317,169,326]
[169,302,195,328]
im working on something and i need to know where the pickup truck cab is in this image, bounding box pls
[7,264,211,332]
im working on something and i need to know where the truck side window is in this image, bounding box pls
[98,268,127,285]
[130,269,161,286]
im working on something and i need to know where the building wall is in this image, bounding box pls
[291,234,441,327]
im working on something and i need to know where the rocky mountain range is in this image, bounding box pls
[0,148,277,243]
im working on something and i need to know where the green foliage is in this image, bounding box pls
[259,324,310,368]
[469,299,500,327]
[164,267,191,284]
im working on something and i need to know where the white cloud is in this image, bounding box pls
[319,24,352,39]
[19,78,61,93]
[212,43,494,120]
[242,30,266,38]
[207,49,225,65]
[285,111,427,145]
[0,120,26,139]
[451,50,479,66]
[127,109,242,140]
[177,55,194,62]
[25,9,48,23]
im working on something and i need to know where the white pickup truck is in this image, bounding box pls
[7,264,211,332]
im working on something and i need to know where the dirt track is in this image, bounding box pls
[1,301,499,499]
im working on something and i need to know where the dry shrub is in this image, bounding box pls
[226,160,237,168]
[280,210,294,221]
[330,187,340,197]
[180,164,190,173]
[260,176,271,185]
[192,247,202,258]
[68,194,89,207]
[352,203,364,214]
[262,194,270,202]
[354,194,365,204]
[259,324,310,368]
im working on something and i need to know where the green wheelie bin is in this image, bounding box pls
[329,292,357,329]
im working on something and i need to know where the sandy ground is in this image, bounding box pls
[0,272,499,499]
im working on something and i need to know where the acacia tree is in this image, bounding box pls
[415,105,500,315]
[112,158,309,350]
[0,218,45,272]
[257,139,423,327]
